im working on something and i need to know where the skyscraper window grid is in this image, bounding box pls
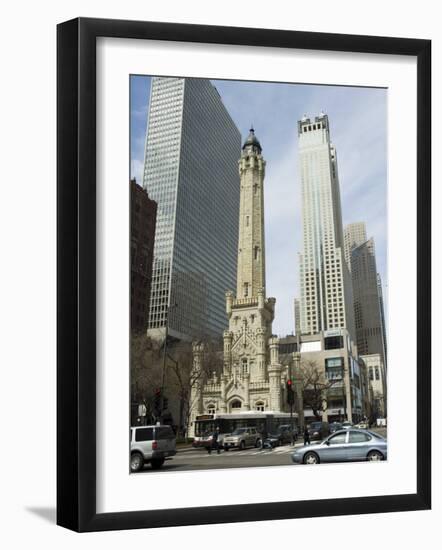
[298,114,354,339]
[142,77,241,340]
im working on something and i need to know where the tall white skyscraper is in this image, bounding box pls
[298,113,355,338]
[142,77,241,340]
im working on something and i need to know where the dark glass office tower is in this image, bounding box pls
[143,77,241,340]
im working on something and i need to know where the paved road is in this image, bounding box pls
[134,427,388,473]
[135,442,301,473]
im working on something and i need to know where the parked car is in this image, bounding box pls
[267,424,298,446]
[130,425,176,472]
[223,427,262,450]
[353,421,368,429]
[270,424,299,445]
[307,421,330,441]
[192,430,229,449]
[341,421,353,429]
[291,429,387,465]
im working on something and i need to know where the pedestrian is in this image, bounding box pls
[208,426,221,454]
[304,426,310,446]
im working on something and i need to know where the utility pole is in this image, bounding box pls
[293,351,303,432]
[287,365,294,441]
[161,302,177,419]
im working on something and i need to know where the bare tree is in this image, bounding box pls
[297,360,341,420]
[166,342,194,437]
[130,333,163,423]
[167,338,223,437]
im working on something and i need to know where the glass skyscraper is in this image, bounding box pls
[344,221,387,368]
[142,77,241,341]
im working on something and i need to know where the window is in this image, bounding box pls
[254,246,259,260]
[135,428,154,441]
[156,426,175,440]
[328,432,347,445]
[324,336,344,350]
[255,401,265,412]
[242,358,248,375]
[325,357,343,379]
[231,400,242,409]
[244,282,249,297]
[349,431,370,443]
[375,367,380,380]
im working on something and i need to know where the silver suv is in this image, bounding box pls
[223,427,262,450]
[130,425,176,472]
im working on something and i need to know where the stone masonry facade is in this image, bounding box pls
[188,129,290,436]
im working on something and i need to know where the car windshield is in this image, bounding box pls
[232,428,247,435]
[310,422,322,429]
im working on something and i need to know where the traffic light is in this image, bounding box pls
[286,379,295,405]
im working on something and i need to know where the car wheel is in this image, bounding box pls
[303,452,320,465]
[255,439,261,448]
[367,450,384,462]
[239,440,246,451]
[130,452,144,473]
[151,458,165,469]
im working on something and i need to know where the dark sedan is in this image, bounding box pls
[291,429,387,464]
[267,424,298,446]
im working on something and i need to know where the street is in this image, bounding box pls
[135,441,312,472]
[133,427,388,473]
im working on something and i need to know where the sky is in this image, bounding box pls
[130,76,388,337]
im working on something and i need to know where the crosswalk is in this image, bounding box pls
[177,445,297,460]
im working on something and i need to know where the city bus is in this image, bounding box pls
[192,411,298,446]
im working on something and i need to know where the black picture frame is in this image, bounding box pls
[57,17,431,532]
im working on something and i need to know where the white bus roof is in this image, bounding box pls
[196,411,298,420]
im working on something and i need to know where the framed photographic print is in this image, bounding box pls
[57,17,431,532]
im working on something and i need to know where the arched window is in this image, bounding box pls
[231,400,242,410]
[207,404,216,415]
[255,401,265,412]
[369,367,374,380]
[375,367,380,380]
